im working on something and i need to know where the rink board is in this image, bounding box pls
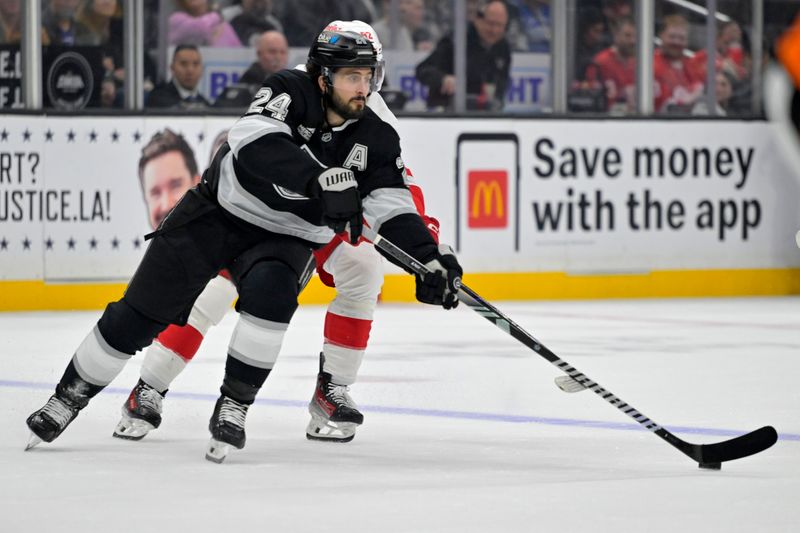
[1,268,799,311]
[1,115,799,310]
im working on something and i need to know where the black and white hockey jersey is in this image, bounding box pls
[206,68,438,262]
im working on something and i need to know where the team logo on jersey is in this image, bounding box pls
[343,143,368,171]
[297,125,315,141]
[468,170,507,228]
[321,132,332,142]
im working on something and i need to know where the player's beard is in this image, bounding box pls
[329,90,367,120]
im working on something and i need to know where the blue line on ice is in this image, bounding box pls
[5,379,797,441]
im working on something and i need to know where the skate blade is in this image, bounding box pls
[306,414,357,443]
[113,416,155,441]
[25,432,43,451]
[205,438,231,464]
[306,432,355,443]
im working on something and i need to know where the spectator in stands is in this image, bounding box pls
[137,129,201,230]
[0,0,23,44]
[43,0,94,46]
[416,0,511,111]
[506,0,550,52]
[340,0,377,25]
[691,20,747,81]
[169,0,241,47]
[418,0,480,38]
[147,44,211,110]
[653,14,704,113]
[585,16,636,113]
[601,0,632,29]
[692,70,735,116]
[76,0,121,46]
[100,73,121,108]
[75,0,124,90]
[215,28,287,109]
[574,7,607,80]
[277,0,373,46]
[229,0,282,46]
[727,30,766,115]
[239,30,288,86]
[373,0,436,51]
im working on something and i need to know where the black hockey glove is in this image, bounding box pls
[415,244,463,310]
[314,167,363,244]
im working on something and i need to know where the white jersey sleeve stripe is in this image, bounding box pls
[228,114,293,158]
[363,187,418,234]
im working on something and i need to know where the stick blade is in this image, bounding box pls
[697,426,778,465]
[554,375,588,393]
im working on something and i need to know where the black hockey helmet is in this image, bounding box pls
[308,30,379,93]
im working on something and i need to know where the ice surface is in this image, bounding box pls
[1,298,798,532]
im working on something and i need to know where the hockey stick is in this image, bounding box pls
[362,227,778,469]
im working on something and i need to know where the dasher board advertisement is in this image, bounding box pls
[0,116,236,282]
[397,119,800,273]
[455,133,520,255]
[2,116,800,284]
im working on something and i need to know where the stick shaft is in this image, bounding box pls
[365,227,777,466]
[366,228,670,439]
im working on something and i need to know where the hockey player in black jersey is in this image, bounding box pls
[25,30,462,462]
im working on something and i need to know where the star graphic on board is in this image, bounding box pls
[133,237,141,249]
[133,131,142,143]
[89,237,98,249]
[0,129,8,141]
[111,237,119,249]
[67,237,76,250]
[22,237,31,250]
[67,130,76,142]
[197,132,205,143]
[45,237,54,250]
[111,130,120,143]
[45,130,54,142]
[22,129,32,142]
[0,237,8,250]
[89,130,98,143]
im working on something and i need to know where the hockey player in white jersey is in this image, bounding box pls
[112,21,440,445]
[26,28,462,463]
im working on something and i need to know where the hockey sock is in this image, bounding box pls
[139,275,236,393]
[70,325,134,389]
[57,360,105,406]
[140,323,203,393]
[221,355,271,405]
[322,312,371,385]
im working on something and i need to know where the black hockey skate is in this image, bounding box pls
[206,395,249,463]
[25,385,88,450]
[113,379,165,441]
[306,371,363,443]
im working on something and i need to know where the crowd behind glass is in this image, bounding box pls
[0,0,797,116]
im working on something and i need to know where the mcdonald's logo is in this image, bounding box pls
[467,170,508,228]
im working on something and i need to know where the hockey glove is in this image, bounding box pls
[415,244,463,310]
[315,167,363,244]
